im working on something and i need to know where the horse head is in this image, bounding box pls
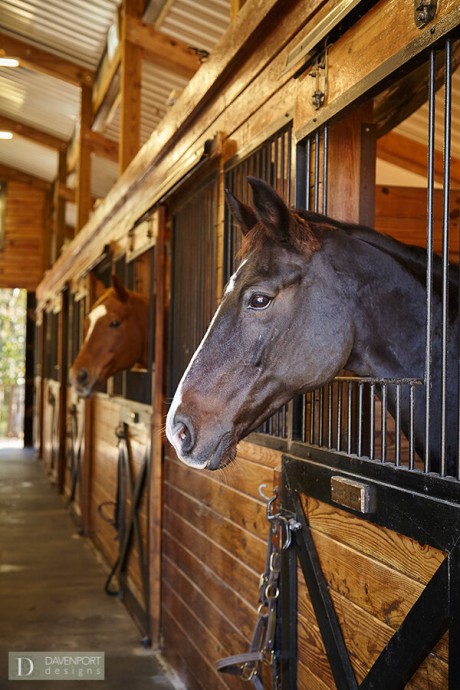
[69,274,149,398]
[166,177,357,470]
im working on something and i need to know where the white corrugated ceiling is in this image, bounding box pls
[0,0,458,232]
[0,0,231,217]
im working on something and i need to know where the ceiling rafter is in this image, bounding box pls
[125,16,201,78]
[0,162,52,191]
[377,131,460,187]
[0,31,94,86]
[0,115,68,151]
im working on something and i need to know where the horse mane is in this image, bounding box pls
[240,206,458,315]
[240,211,322,258]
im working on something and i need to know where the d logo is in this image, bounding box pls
[16,657,34,677]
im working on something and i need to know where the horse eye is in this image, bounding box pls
[109,320,120,328]
[248,294,272,310]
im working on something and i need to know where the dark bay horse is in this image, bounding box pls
[69,275,149,398]
[166,177,458,474]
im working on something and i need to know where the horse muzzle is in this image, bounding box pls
[166,410,236,470]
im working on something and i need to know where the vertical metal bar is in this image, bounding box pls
[337,381,343,452]
[322,125,328,214]
[314,130,320,212]
[369,384,375,460]
[424,50,436,472]
[440,40,452,477]
[381,384,387,463]
[395,384,401,467]
[409,383,416,470]
[347,381,353,455]
[309,390,315,445]
[327,382,333,448]
[318,386,324,446]
[306,137,312,211]
[358,382,363,456]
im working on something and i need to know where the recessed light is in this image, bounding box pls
[0,57,20,67]
[0,132,13,140]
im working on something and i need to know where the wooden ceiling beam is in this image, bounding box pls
[81,129,119,162]
[377,131,460,187]
[0,114,67,151]
[125,16,201,79]
[0,32,94,86]
[0,162,52,191]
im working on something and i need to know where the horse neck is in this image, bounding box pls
[340,241,429,380]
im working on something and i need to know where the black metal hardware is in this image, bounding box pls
[414,0,437,28]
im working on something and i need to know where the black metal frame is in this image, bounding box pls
[112,247,155,405]
[278,33,460,690]
[168,169,219,397]
[281,450,460,689]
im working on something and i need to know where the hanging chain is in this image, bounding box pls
[216,484,301,689]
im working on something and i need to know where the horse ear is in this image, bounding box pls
[94,279,106,300]
[247,176,293,243]
[225,189,257,235]
[111,274,129,302]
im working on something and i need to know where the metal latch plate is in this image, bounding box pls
[331,476,376,514]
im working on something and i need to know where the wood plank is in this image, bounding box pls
[125,16,200,79]
[76,85,93,232]
[119,0,143,173]
[303,497,445,585]
[164,481,266,575]
[150,205,166,645]
[1,181,47,289]
[163,557,249,659]
[165,455,271,539]
[0,163,51,192]
[81,130,118,162]
[0,31,94,86]
[161,609,230,690]
[377,131,460,187]
[0,115,67,151]
[163,504,260,599]
[297,574,448,687]
[163,533,257,643]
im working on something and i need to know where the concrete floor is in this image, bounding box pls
[0,448,179,690]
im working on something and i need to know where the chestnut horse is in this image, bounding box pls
[166,177,458,474]
[69,275,149,398]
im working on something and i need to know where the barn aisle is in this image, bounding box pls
[0,449,177,690]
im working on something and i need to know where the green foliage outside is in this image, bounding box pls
[0,289,26,438]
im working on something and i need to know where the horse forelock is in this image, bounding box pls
[239,214,322,259]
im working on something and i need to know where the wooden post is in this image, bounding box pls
[119,0,143,174]
[149,205,167,646]
[53,149,67,261]
[326,101,376,225]
[76,84,93,233]
[326,102,376,457]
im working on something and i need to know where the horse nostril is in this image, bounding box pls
[173,417,194,455]
[76,368,89,385]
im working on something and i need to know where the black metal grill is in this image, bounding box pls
[224,122,293,439]
[294,38,459,478]
[168,172,219,396]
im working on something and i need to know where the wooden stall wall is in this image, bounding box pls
[1,181,49,290]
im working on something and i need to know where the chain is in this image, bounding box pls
[216,484,301,689]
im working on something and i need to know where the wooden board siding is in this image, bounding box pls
[162,440,281,689]
[297,496,447,688]
[375,185,460,261]
[2,181,49,290]
[89,395,150,611]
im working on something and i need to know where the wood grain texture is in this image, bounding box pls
[296,497,448,687]
[2,182,48,289]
